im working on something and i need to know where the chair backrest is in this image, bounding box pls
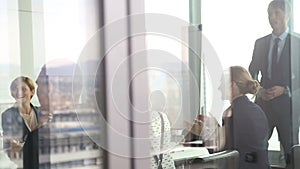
[292,144,300,168]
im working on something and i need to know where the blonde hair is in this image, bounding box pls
[10,76,36,98]
[230,66,260,94]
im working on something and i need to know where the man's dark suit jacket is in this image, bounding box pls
[249,33,300,89]
[249,32,300,157]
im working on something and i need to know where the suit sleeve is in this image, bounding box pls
[249,40,261,81]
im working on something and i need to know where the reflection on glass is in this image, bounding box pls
[0,0,102,168]
[36,59,102,169]
[1,76,40,169]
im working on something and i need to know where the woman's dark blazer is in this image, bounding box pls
[2,103,41,169]
[231,96,270,169]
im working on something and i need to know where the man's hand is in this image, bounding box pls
[259,86,285,101]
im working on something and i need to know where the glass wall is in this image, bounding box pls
[0,0,103,168]
[144,0,190,128]
[2,0,300,168]
[293,0,300,33]
[202,0,300,168]
[143,0,300,168]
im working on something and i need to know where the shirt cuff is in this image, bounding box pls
[284,86,291,97]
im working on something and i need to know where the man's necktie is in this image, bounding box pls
[271,38,280,79]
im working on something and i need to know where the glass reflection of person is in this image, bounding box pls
[35,59,84,168]
[36,59,82,112]
[219,66,270,169]
[1,76,52,169]
[249,0,300,166]
[149,90,175,169]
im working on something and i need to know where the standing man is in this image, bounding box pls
[249,0,300,168]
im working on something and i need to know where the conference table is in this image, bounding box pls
[169,142,239,169]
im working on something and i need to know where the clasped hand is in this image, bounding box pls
[259,86,285,101]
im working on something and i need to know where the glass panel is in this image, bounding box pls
[144,1,193,169]
[144,1,190,124]
[202,0,274,147]
[0,0,21,103]
[0,0,104,169]
[39,1,103,168]
[291,1,300,168]
[294,0,300,34]
[202,0,298,168]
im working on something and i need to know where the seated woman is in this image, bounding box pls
[149,90,175,169]
[220,66,270,169]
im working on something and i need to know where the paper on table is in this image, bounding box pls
[170,146,209,161]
